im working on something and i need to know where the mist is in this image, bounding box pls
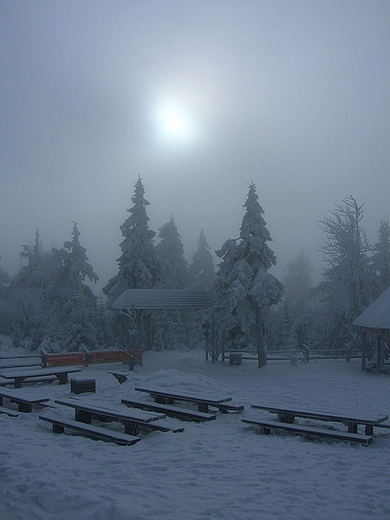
[1,0,389,293]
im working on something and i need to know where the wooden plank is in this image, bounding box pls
[250,404,388,426]
[0,387,50,405]
[39,412,141,445]
[242,419,373,445]
[134,386,232,405]
[218,402,245,413]
[121,398,216,422]
[0,366,82,379]
[55,397,166,423]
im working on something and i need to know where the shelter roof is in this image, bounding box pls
[353,286,390,330]
[112,289,213,310]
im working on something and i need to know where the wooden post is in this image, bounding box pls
[256,308,267,367]
[361,332,367,370]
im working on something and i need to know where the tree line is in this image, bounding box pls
[0,176,389,366]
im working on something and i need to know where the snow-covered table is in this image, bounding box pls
[0,366,82,388]
[134,386,235,413]
[54,397,174,435]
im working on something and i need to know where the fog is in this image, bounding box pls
[1,1,389,293]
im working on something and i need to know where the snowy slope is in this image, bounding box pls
[1,336,389,520]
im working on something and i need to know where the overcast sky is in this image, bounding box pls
[1,0,389,292]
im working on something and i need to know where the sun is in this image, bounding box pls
[165,112,183,134]
[153,97,195,143]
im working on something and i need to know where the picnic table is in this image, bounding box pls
[55,397,168,435]
[242,403,389,445]
[134,386,237,413]
[0,366,82,388]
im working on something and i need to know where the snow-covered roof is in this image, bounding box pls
[353,286,390,330]
[112,289,213,310]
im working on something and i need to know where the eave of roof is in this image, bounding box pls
[112,289,213,310]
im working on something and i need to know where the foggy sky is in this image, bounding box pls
[1,0,390,293]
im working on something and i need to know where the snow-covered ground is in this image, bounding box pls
[1,335,390,520]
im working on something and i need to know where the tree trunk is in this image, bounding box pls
[256,308,267,367]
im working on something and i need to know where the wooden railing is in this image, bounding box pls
[222,346,362,363]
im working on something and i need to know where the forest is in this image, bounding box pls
[0,176,389,366]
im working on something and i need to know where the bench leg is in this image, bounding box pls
[75,409,92,424]
[155,395,167,404]
[278,413,295,423]
[56,374,68,385]
[18,402,32,413]
[198,403,209,413]
[53,424,65,434]
[346,421,358,433]
[124,421,139,436]
[14,378,23,389]
[0,396,3,406]
[365,424,374,435]
[261,426,271,435]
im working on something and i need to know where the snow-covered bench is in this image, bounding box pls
[39,411,141,446]
[242,418,373,445]
[121,397,217,422]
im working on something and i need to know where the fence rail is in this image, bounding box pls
[222,347,362,363]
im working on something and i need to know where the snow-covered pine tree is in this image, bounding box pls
[186,230,215,349]
[211,182,283,367]
[154,217,189,349]
[103,176,163,350]
[283,250,313,303]
[0,256,11,333]
[188,229,215,289]
[371,220,390,295]
[103,176,163,303]
[282,250,314,351]
[51,223,100,352]
[156,216,188,289]
[9,230,53,349]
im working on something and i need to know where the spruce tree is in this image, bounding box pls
[188,229,215,289]
[211,182,283,366]
[284,249,313,303]
[371,220,390,294]
[156,216,188,289]
[103,176,162,303]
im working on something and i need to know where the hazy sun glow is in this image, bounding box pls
[165,112,183,134]
[153,96,196,144]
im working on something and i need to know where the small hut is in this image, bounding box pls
[112,289,213,351]
[353,286,390,372]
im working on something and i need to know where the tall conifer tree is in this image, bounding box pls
[188,229,215,289]
[211,182,283,366]
[103,176,162,303]
[156,216,188,289]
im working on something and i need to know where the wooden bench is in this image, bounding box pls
[242,418,373,445]
[134,386,233,413]
[0,387,49,412]
[250,404,388,435]
[55,397,169,436]
[39,411,141,446]
[121,398,216,422]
